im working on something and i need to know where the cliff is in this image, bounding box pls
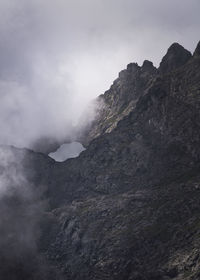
[1,41,200,280]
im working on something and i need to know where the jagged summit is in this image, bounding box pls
[2,40,200,280]
[193,40,200,56]
[159,42,192,73]
[118,62,139,78]
[47,39,200,280]
[142,60,154,68]
[126,62,139,71]
[141,60,157,73]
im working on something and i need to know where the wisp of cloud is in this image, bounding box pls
[0,0,199,151]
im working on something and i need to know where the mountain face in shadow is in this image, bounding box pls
[1,41,200,280]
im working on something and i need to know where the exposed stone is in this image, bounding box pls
[193,41,200,57]
[159,42,192,73]
[81,59,157,146]
[142,60,156,73]
[1,41,200,280]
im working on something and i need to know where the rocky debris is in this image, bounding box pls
[45,177,200,280]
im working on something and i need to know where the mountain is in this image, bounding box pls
[1,41,200,280]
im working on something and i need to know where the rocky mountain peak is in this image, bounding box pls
[118,63,139,79]
[142,59,153,68]
[141,60,157,74]
[126,62,139,72]
[159,42,192,73]
[193,40,200,57]
[2,41,200,280]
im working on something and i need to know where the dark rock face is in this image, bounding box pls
[82,60,157,146]
[194,41,200,57]
[1,41,200,280]
[42,41,200,280]
[159,42,192,73]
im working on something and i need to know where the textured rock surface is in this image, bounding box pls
[81,60,157,146]
[1,41,200,279]
[43,41,200,280]
[193,41,200,57]
[159,43,192,73]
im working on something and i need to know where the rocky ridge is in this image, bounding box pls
[81,59,157,146]
[0,41,200,279]
[43,41,200,280]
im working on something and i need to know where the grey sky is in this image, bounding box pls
[0,0,199,148]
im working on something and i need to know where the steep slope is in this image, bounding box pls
[81,60,157,146]
[81,42,192,147]
[159,42,192,73]
[36,41,200,280]
[47,42,199,207]
[1,41,200,280]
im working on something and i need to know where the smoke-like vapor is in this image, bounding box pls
[0,146,63,279]
[0,0,199,278]
[0,0,199,150]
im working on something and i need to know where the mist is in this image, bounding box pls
[0,1,199,279]
[0,146,63,279]
[0,0,199,150]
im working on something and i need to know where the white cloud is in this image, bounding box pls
[0,0,199,150]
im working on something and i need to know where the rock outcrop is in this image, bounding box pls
[1,41,200,280]
[81,60,157,146]
[47,41,200,280]
[193,41,200,57]
[159,42,192,73]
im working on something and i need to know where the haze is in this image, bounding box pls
[0,0,199,149]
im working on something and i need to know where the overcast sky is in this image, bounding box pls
[0,0,199,149]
